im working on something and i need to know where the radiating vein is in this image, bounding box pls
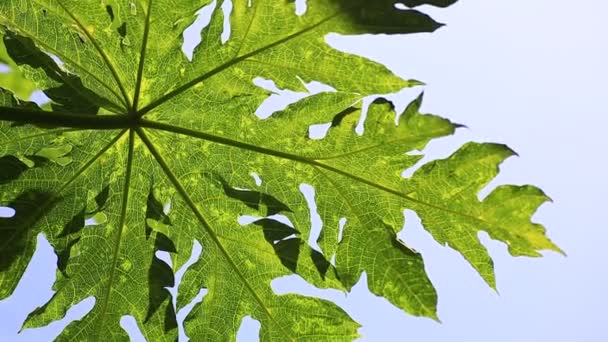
[137,11,342,116]
[0,129,127,251]
[136,127,295,341]
[0,15,126,110]
[95,129,135,336]
[132,0,153,112]
[232,0,258,59]
[312,133,445,161]
[55,0,132,109]
[313,165,437,318]
[140,119,503,229]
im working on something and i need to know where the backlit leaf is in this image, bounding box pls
[0,1,561,341]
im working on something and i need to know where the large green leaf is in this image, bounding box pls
[0,1,561,341]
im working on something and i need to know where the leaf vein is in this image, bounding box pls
[54,0,132,109]
[136,127,296,341]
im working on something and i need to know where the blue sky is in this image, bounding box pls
[1,0,607,340]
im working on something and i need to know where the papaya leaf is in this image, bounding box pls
[0,1,561,341]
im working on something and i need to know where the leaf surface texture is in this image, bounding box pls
[0,1,561,341]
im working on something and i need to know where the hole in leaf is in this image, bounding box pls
[175,240,203,300]
[239,215,261,226]
[155,251,173,268]
[29,90,52,106]
[299,184,322,252]
[175,240,203,282]
[406,150,424,156]
[182,1,216,61]
[271,275,301,294]
[221,0,233,44]
[45,53,64,68]
[271,274,343,298]
[266,214,295,228]
[174,240,203,339]
[84,213,107,226]
[82,186,110,227]
[308,122,332,140]
[178,287,207,340]
[295,0,307,16]
[0,207,15,218]
[253,78,336,119]
[337,217,347,243]
[236,316,261,342]
[394,2,408,10]
[250,172,262,186]
[120,315,146,342]
[401,155,426,179]
[354,98,377,136]
[163,199,172,215]
[304,80,337,93]
[253,78,308,119]
[0,63,10,73]
[60,297,96,329]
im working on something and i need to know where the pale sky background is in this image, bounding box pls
[1,0,607,341]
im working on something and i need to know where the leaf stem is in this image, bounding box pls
[0,107,133,129]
